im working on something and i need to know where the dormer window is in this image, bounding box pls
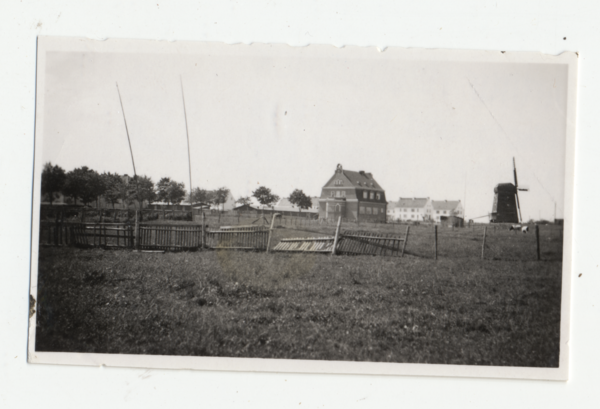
[376,193,381,200]
[370,192,374,199]
[363,191,367,199]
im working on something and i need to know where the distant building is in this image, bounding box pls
[274,197,319,214]
[387,197,431,222]
[209,191,236,212]
[429,200,463,223]
[318,164,387,222]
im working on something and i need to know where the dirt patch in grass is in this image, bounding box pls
[34,247,562,367]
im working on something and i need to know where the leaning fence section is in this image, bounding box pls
[337,230,406,257]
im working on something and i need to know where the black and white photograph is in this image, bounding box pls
[28,37,576,380]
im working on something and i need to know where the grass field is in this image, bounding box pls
[35,225,563,366]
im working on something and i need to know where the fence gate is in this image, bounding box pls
[205,228,269,250]
[138,224,202,251]
[71,223,134,248]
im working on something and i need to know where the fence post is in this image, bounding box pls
[332,216,342,256]
[536,225,540,260]
[266,213,280,253]
[134,210,140,251]
[59,211,65,245]
[434,225,438,260]
[401,226,410,257]
[54,212,59,245]
[201,212,205,249]
[481,226,487,260]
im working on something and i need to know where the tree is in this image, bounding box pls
[63,166,103,206]
[102,172,126,209]
[117,175,134,208]
[287,189,312,212]
[212,187,231,212]
[129,175,156,209]
[235,196,252,206]
[252,186,280,209]
[155,177,186,209]
[41,162,66,205]
[188,187,213,205]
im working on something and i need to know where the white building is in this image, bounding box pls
[427,200,464,222]
[387,197,431,222]
[387,197,464,223]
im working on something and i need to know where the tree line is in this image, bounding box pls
[42,162,315,212]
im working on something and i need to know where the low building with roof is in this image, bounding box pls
[273,197,319,214]
[318,164,387,222]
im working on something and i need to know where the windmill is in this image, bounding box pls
[490,158,528,224]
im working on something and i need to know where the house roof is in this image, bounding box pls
[341,169,384,190]
[395,198,430,208]
[431,200,461,211]
[233,204,258,211]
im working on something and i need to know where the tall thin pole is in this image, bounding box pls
[463,170,467,221]
[180,76,193,207]
[116,83,141,209]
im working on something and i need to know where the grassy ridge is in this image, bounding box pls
[35,247,562,367]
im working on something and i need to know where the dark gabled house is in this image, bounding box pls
[318,164,387,222]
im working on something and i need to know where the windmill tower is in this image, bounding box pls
[490,158,528,223]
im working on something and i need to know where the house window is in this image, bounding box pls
[341,191,346,198]
[363,191,367,199]
[370,192,374,199]
[330,191,335,198]
[359,206,365,214]
[436,211,439,214]
[376,193,381,200]
[366,207,372,214]
[373,207,378,215]
[335,191,341,198]
[335,204,341,212]
[443,210,447,214]
[411,215,414,218]
[412,208,415,212]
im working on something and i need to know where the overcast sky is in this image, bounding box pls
[41,47,569,221]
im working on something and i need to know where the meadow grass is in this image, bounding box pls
[35,243,562,367]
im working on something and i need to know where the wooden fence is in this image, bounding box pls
[40,220,270,252]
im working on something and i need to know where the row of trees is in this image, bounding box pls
[41,163,231,210]
[42,162,314,212]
